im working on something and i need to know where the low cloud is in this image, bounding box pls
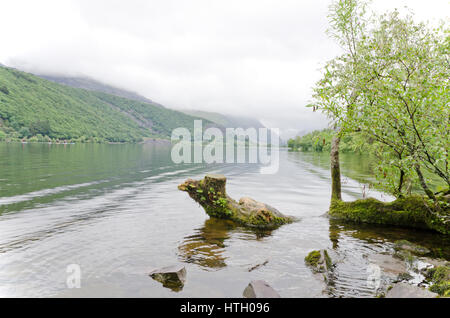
[0,0,447,139]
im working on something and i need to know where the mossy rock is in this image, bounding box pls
[394,240,430,256]
[304,249,333,274]
[426,265,450,297]
[148,265,186,292]
[178,174,293,229]
[329,196,449,235]
[305,250,322,268]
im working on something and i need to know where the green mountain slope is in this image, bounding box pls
[0,66,214,142]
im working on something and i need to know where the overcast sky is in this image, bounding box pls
[0,0,448,138]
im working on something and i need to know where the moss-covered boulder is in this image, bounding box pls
[426,265,450,297]
[394,240,430,256]
[148,265,186,292]
[304,250,333,274]
[329,196,449,235]
[178,174,293,229]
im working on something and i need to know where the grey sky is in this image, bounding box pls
[0,0,448,139]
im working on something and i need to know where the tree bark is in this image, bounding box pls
[331,135,342,201]
[397,169,405,197]
[415,164,436,201]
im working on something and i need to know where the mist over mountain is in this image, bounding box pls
[181,110,265,130]
[34,71,273,136]
[38,74,164,107]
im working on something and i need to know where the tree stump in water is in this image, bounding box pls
[203,174,227,196]
[178,174,293,229]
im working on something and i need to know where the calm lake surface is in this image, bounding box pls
[0,143,448,297]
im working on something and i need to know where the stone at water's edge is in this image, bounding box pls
[178,174,293,229]
[305,249,334,274]
[243,280,280,298]
[393,240,430,256]
[304,249,336,296]
[368,254,408,279]
[149,265,186,292]
[386,283,437,298]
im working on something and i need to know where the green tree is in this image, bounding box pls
[311,0,449,200]
[18,126,31,138]
[29,120,51,136]
[310,0,369,200]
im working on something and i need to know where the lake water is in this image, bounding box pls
[0,143,448,297]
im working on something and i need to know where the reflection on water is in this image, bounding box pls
[330,220,450,260]
[0,143,448,298]
[178,219,272,270]
[327,219,450,297]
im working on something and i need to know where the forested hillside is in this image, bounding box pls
[288,129,371,153]
[0,66,213,143]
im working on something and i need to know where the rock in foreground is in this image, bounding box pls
[426,265,450,297]
[304,249,336,296]
[149,265,186,292]
[305,250,333,274]
[394,240,430,256]
[178,174,293,229]
[368,253,408,279]
[386,283,437,298]
[243,280,280,298]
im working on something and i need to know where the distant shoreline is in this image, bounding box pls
[0,138,172,145]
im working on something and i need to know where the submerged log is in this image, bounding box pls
[178,174,293,229]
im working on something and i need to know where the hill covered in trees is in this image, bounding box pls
[0,66,215,143]
[287,129,370,153]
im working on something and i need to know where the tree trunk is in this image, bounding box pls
[204,174,227,196]
[331,135,342,201]
[397,169,405,197]
[415,164,436,201]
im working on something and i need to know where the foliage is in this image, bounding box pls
[29,120,51,136]
[310,0,449,199]
[0,86,9,95]
[427,265,450,296]
[288,129,374,153]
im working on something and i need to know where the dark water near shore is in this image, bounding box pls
[0,143,448,297]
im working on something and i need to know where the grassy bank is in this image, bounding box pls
[329,196,450,235]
